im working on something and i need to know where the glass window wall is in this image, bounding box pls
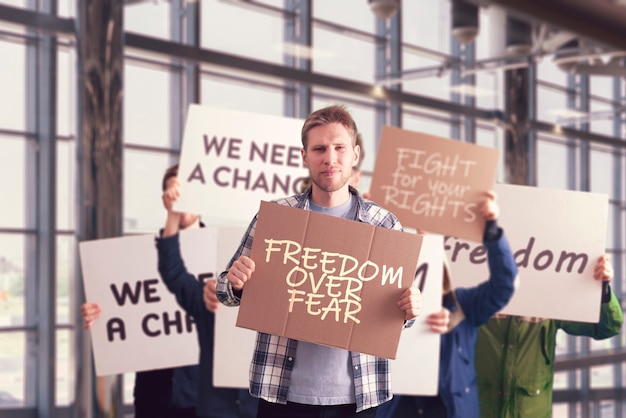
[0,0,624,416]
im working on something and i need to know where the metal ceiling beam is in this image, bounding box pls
[555,347,626,371]
[531,120,626,148]
[125,32,498,121]
[125,32,626,149]
[485,0,626,50]
[0,3,75,35]
[553,387,626,403]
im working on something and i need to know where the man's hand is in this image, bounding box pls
[203,280,220,313]
[426,307,450,334]
[397,286,422,321]
[80,303,101,330]
[226,255,255,291]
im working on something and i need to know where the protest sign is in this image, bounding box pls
[216,226,445,390]
[173,105,309,224]
[213,224,257,388]
[390,233,443,395]
[79,228,216,376]
[236,201,423,359]
[446,183,609,322]
[369,126,500,242]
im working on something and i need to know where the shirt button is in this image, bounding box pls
[418,409,424,415]
[508,344,514,349]
[465,387,470,393]
[458,347,462,353]
[536,389,541,395]
[288,357,293,361]
[354,365,359,370]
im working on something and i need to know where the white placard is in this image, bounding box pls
[174,105,309,224]
[446,183,609,322]
[79,228,217,376]
[213,224,256,388]
[390,234,443,395]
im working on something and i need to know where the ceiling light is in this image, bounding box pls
[505,17,533,56]
[451,0,479,44]
[368,0,399,20]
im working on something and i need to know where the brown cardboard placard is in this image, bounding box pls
[236,201,423,359]
[369,126,500,242]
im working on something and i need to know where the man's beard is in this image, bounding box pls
[311,173,349,193]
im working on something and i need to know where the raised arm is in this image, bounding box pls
[560,254,624,338]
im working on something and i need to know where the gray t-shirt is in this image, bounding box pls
[286,195,358,405]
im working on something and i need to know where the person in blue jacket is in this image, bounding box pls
[376,190,519,418]
[155,164,258,418]
[81,165,202,418]
[82,164,258,418]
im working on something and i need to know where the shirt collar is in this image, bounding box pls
[300,185,370,223]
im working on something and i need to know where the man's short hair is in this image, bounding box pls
[354,132,364,171]
[301,105,357,149]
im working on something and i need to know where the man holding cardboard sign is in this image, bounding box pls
[217,105,424,417]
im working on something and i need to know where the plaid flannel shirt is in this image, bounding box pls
[216,186,416,412]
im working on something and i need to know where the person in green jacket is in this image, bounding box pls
[475,254,623,418]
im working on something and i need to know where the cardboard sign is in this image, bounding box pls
[79,228,217,376]
[215,231,445,392]
[390,234,443,395]
[446,183,609,322]
[369,126,500,243]
[213,224,257,388]
[236,201,423,359]
[173,104,309,224]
